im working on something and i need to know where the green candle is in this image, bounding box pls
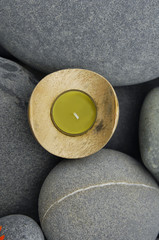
[51,90,97,136]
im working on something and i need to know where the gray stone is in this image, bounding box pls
[139,87,159,182]
[0,215,44,240]
[39,149,159,240]
[1,0,159,86]
[106,78,159,160]
[0,57,60,221]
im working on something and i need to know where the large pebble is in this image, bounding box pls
[139,87,159,182]
[39,149,159,240]
[1,1,159,86]
[0,215,44,240]
[0,57,60,221]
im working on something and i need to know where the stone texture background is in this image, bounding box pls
[0,57,61,222]
[0,215,45,240]
[107,78,159,160]
[0,1,159,237]
[0,0,159,86]
[139,88,159,182]
[39,149,159,240]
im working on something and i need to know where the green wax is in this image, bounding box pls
[51,90,97,136]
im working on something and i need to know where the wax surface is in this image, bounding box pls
[51,90,97,136]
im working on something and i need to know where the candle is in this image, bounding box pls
[28,68,119,159]
[51,90,97,136]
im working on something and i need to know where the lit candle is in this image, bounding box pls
[51,90,97,136]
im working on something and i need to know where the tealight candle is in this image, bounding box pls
[28,68,119,159]
[51,90,97,136]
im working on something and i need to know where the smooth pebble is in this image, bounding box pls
[39,149,159,240]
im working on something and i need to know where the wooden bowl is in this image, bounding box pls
[28,69,119,159]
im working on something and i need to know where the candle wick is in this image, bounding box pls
[73,112,79,120]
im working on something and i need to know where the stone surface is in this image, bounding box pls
[139,87,159,182]
[1,0,159,86]
[0,57,60,221]
[106,78,159,160]
[0,44,15,60]
[0,47,45,80]
[0,215,44,240]
[39,149,159,240]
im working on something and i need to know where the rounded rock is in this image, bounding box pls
[39,149,159,240]
[139,87,159,182]
[0,57,59,221]
[0,215,44,240]
[1,1,159,86]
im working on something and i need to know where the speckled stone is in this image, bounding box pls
[1,0,159,86]
[39,149,159,240]
[0,57,60,221]
[106,78,159,160]
[139,87,159,182]
[0,215,44,240]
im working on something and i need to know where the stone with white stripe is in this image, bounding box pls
[39,149,159,240]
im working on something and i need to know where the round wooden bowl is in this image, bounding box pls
[28,69,119,159]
